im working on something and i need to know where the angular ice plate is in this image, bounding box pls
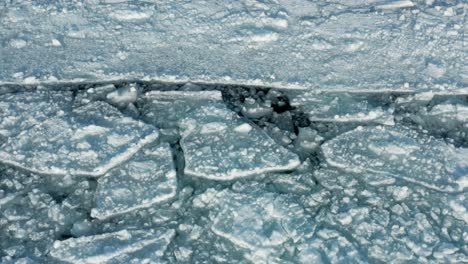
[91,143,177,220]
[0,101,159,177]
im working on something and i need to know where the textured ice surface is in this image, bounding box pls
[0,1,466,90]
[0,86,467,263]
[1,0,467,262]
[141,90,222,129]
[412,101,468,146]
[312,166,468,263]
[0,91,72,140]
[191,183,316,263]
[49,229,175,264]
[91,143,177,220]
[0,101,159,176]
[287,91,396,125]
[179,102,300,180]
[210,191,312,249]
[322,126,468,192]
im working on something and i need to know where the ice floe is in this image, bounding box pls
[322,126,468,193]
[0,91,72,140]
[91,143,177,220]
[0,101,158,177]
[179,102,300,180]
[49,229,174,264]
[141,90,223,129]
[287,91,395,125]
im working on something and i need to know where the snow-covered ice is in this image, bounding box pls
[0,91,72,140]
[191,183,316,263]
[287,90,396,125]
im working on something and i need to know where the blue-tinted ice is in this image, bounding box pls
[0,0,467,263]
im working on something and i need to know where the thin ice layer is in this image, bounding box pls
[141,90,222,129]
[0,101,159,177]
[91,143,177,220]
[49,229,174,264]
[321,126,468,193]
[179,103,300,180]
[0,91,72,139]
[287,91,395,125]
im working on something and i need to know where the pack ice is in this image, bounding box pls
[322,126,468,192]
[1,0,467,262]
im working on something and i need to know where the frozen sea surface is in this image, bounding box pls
[0,0,466,91]
[0,0,467,263]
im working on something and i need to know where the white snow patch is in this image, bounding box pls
[234,123,252,134]
[51,39,62,47]
[10,39,27,49]
[376,1,415,10]
[109,10,152,21]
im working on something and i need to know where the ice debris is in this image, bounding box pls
[312,166,467,263]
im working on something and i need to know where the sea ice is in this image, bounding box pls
[141,90,223,129]
[411,101,468,146]
[0,1,464,90]
[192,184,315,262]
[322,126,468,192]
[0,91,72,140]
[311,166,467,263]
[179,102,300,180]
[0,101,159,177]
[49,229,174,264]
[91,143,177,220]
[287,91,395,125]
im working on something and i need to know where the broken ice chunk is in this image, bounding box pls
[297,228,366,264]
[197,187,314,251]
[49,229,174,264]
[376,0,415,10]
[267,159,317,194]
[412,101,468,146]
[74,84,116,106]
[141,90,223,129]
[0,91,72,140]
[287,91,395,125]
[179,103,300,180]
[0,101,159,177]
[322,126,468,192]
[105,84,139,108]
[91,144,177,220]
